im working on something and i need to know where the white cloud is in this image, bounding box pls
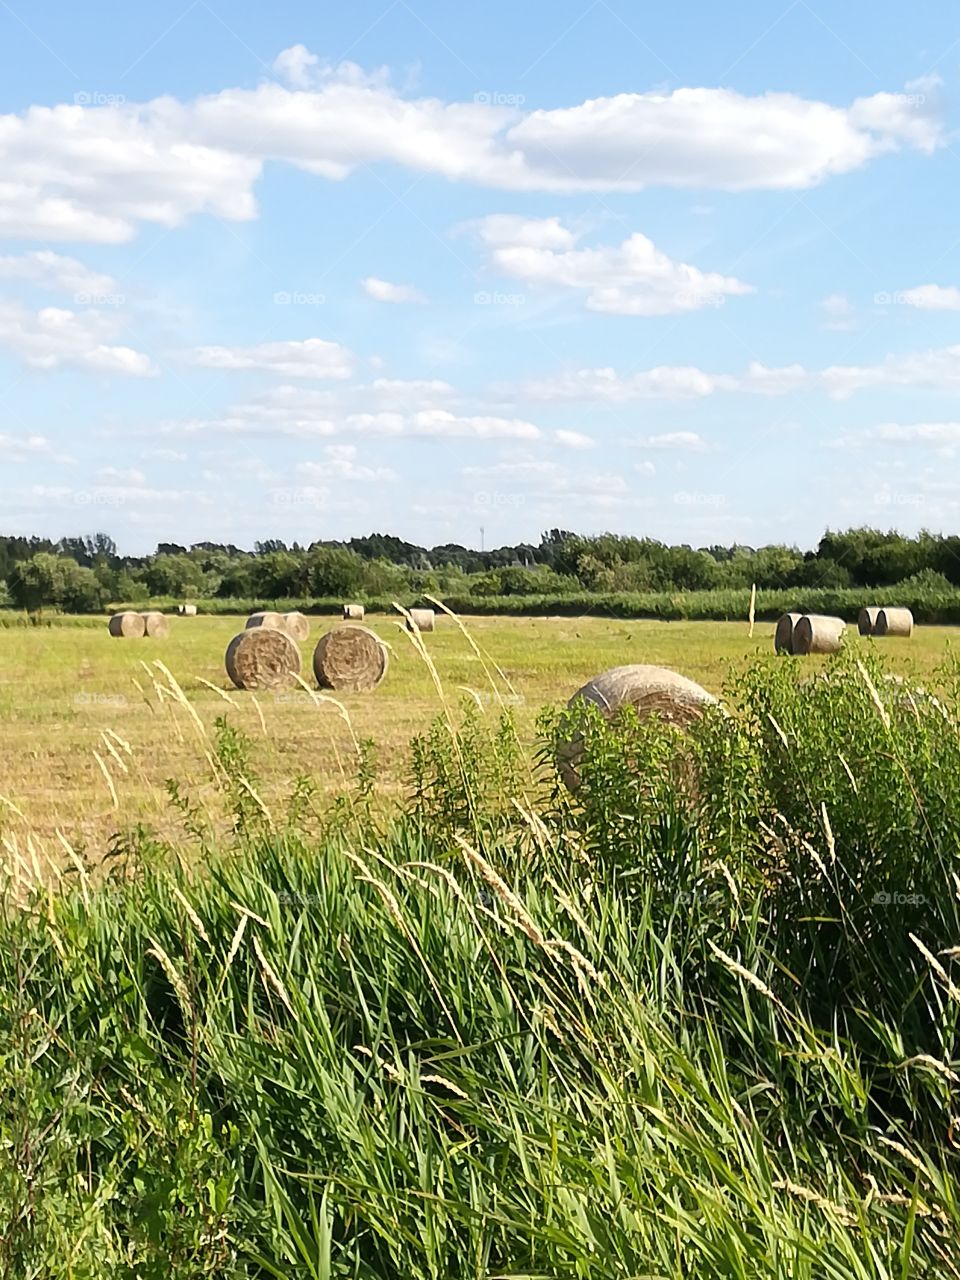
[898,284,960,311]
[272,44,321,88]
[0,433,51,461]
[823,344,960,398]
[300,444,397,483]
[166,386,543,442]
[0,251,118,298]
[554,429,595,449]
[144,447,188,462]
[370,377,454,397]
[0,301,155,375]
[362,276,427,304]
[521,364,736,402]
[846,422,960,448]
[96,466,145,485]
[821,293,855,330]
[635,431,707,451]
[475,215,752,315]
[0,67,943,242]
[186,338,354,379]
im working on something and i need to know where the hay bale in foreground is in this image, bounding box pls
[177,604,198,617]
[245,611,287,633]
[559,663,717,792]
[407,608,435,633]
[141,612,170,639]
[876,606,914,637]
[793,615,845,655]
[108,612,146,639]
[283,611,310,643]
[858,607,881,636]
[225,629,301,691]
[775,612,803,654]
[343,603,365,621]
[313,625,388,692]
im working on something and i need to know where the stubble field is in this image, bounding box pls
[0,611,954,855]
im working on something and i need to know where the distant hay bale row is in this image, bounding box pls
[226,624,388,693]
[108,611,169,639]
[177,604,198,617]
[859,606,913,637]
[876,606,914,637]
[775,612,846,655]
[245,611,310,642]
[407,608,436,633]
[342,603,365,621]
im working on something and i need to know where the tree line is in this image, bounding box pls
[1,527,959,612]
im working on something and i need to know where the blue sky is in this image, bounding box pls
[1,0,958,553]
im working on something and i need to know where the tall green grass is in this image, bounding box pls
[1,649,959,1275]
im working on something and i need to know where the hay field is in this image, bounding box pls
[0,612,953,851]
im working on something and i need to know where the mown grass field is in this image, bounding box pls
[0,612,955,852]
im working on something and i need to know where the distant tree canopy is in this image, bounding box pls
[1,526,958,612]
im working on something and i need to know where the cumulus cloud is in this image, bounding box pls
[821,293,855,330]
[0,61,943,241]
[0,432,52,461]
[0,251,118,298]
[185,338,354,379]
[842,422,960,448]
[634,431,707,451]
[898,284,960,311]
[300,444,397,483]
[474,215,752,315]
[0,301,155,375]
[362,276,427,304]
[823,344,960,398]
[554,429,595,449]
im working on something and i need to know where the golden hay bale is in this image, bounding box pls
[559,663,717,792]
[343,603,365,621]
[225,629,301,690]
[858,607,881,636]
[875,606,914,638]
[313,625,388,692]
[141,612,170,639]
[792,615,845,655]
[775,612,803,654]
[283,611,311,643]
[177,604,198,617]
[245,611,287,632]
[108,612,146,639]
[407,608,436,632]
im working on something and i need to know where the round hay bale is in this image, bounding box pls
[343,603,365,621]
[108,611,146,639]
[858,607,881,636]
[245,611,286,632]
[313,625,388,692]
[793,615,845,655]
[559,663,717,792]
[407,608,436,633]
[225,629,301,691]
[177,603,198,617]
[875,606,914,638]
[141,612,170,639]
[775,612,803,654]
[283,611,310,643]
